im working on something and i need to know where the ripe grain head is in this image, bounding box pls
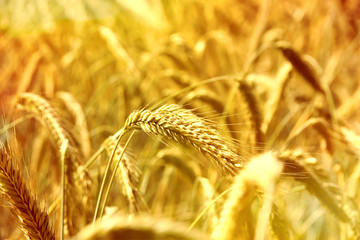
[16,92,92,236]
[124,104,244,179]
[0,143,55,240]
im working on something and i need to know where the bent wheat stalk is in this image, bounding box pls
[0,144,55,240]
[17,92,91,236]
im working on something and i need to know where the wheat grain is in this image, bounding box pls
[123,104,243,179]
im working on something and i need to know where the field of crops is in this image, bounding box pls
[0,0,360,239]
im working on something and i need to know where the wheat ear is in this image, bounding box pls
[56,91,92,158]
[212,152,283,240]
[123,104,243,179]
[17,92,91,236]
[276,41,325,94]
[0,144,55,240]
[103,135,144,214]
[16,93,70,148]
[239,79,265,149]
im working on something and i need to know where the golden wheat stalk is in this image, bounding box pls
[17,92,76,235]
[123,104,243,179]
[0,144,55,240]
[99,26,140,77]
[16,92,91,236]
[16,52,41,96]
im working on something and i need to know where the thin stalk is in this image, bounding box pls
[82,146,105,170]
[99,130,136,219]
[223,43,276,118]
[93,128,124,225]
[187,187,233,232]
[0,114,35,135]
[151,75,241,110]
[60,139,69,240]
[266,108,297,148]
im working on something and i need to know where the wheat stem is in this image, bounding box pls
[99,130,136,219]
[151,75,240,110]
[188,187,232,232]
[93,128,125,224]
[0,114,35,136]
[60,139,68,240]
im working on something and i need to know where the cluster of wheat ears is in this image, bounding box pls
[1,0,360,239]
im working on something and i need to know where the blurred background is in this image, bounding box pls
[0,0,359,239]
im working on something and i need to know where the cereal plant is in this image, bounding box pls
[0,0,359,239]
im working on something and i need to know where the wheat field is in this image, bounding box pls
[0,0,360,239]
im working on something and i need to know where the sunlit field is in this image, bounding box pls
[0,0,360,239]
